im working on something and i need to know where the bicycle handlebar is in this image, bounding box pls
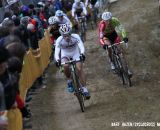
[77,16,86,18]
[108,41,127,48]
[61,59,81,65]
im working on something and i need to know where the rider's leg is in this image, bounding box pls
[63,64,71,79]
[76,62,90,99]
[103,37,112,60]
[76,62,86,86]
[62,57,74,92]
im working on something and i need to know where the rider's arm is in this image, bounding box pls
[71,3,76,17]
[81,2,87,15]
[54,36,62,61]
[99,21,106,45]
[73,34,85,54]
[85,0,89,7]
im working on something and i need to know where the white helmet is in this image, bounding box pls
[101,12,112,21]
[27,23,34,31]
[48,16,58,25]
[37,2,45,7]
[74,0,80,3]
[59,24,72,35]
[55,10,63,17]
[7,0,18,5]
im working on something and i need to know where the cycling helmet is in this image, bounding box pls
[48,16,58,25]
[101,12,112,21]
[7,0,18,6]
[37,2,45,7]
[27,23,35,31]
[59,24,72,35]
[74,0,80,2]
[55,10,63,17]
[20,16,31,25]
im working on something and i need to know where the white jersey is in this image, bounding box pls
[72,2,87,17]
[54,34,85,61]
[56,15,72,27]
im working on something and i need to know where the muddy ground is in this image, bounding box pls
[28,0,160,130]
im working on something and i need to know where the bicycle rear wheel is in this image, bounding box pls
[72,72,85,112]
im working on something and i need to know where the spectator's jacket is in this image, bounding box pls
[0,70,18,110]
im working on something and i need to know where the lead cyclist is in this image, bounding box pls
[54,24,90,99]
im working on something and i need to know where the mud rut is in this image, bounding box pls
[29,0,160,130]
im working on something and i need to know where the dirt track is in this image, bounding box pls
[29,0,160,130]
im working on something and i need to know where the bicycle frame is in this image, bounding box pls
[77,16,86,42]
[61,59,85,112]
[108,41,132,86]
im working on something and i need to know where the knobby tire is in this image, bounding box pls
[72,71,85,112]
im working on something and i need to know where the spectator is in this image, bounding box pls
[0,47,18,110]
[3,35,31,118]
[19,16,31,50]
[53,0,63,11]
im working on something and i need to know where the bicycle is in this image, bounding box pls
[77,16,86,42]
[108,41,132,87]
[61,58,85,112]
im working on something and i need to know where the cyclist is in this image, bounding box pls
[54,24,90,99]
[85,0,99,15]
[98,11,132,76]
[48,16,61,45]
[72,0,87,18]
[72,0,88,32]
[55,10,72,27]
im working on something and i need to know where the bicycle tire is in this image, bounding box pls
[113,54,125,85]
[72,71,85,112]
[115,54,132,87]
[79,23,84,42]
[120,57,132,87]
[93,8,98,25]
[81,22,86,42]
[122,71,132,87]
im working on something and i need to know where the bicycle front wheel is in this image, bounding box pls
[120,57,132,87]
[72,72,85,112]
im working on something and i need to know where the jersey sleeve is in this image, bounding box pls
[85,0,89,7]
[54,36,62,61]
[71,3,76,17]
[82,2,87,15]
[73,34,85,54]
[99,21,105,38]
